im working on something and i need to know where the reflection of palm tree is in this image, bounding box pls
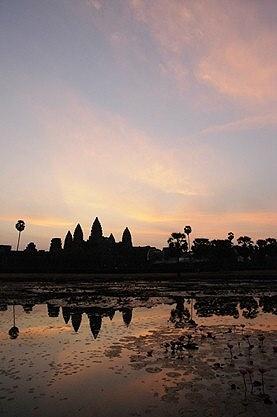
[170,297,190,325]
[15,220,25,251]
[8,305,19,339]
[184,226,192,252]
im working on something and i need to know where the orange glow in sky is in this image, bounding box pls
[0,0,276,249]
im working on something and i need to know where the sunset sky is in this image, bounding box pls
[1,0,277,250]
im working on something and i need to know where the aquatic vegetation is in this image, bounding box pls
[258,367,267,395]
[245,367,254,392]
[258,334,265,350]
[239,368,248,393]
[227,343,234,360]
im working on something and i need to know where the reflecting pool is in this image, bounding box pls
[0,282,276,417]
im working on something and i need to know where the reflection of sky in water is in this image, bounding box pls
[0,301,276,417]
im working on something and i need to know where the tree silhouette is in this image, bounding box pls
[15,220,25,251]
[265,238,277,257]
[122,227,132,247]
[227,232,234,243]
[210,239,234,262]
[168,232,188,262]
[256,239,267,259]
[191,238,211,259]
[256,239,267,249]
[237,236,253,246]
[237,236,254,261]
[64,231,73,250]
[184,226,192,251]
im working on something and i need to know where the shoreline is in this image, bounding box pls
[0,269,277,282]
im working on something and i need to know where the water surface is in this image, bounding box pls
[0,283,276,417]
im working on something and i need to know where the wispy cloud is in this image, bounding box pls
[128,0,277,102]
[196,111,277,138]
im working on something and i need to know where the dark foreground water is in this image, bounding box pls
[0,281,276,417]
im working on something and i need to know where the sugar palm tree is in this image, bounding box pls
[184,225,192,252]
[227,232,234,243]
[15,220,25,251]
[167,232,188,262]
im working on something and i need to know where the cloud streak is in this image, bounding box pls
[129,0,277,102]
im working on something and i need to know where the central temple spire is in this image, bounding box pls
[90,217,103,241]
[122,227,132,247]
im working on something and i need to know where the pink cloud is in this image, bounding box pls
[129,0,277,102]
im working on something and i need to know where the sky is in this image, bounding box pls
[0,0,277,250]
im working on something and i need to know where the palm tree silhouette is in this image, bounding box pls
[227,232,234,243]
[15,220,25,251]
[184,226,192,252]
[168,232,188,265]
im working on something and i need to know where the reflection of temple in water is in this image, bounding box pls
[71,311,82,332]
[44,304,133,338]
[62,306,71,324]
[3,295,276,339]
[23,304,34,314]
[88,311,102,339]
[47,303,60,318]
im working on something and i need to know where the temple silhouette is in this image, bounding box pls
[0,217,153,272]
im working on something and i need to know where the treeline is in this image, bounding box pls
[159,232,277,271]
